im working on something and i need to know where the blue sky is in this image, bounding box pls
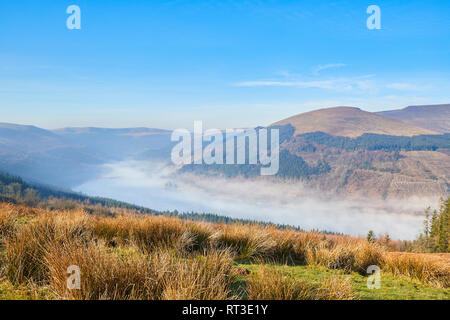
[1,0,449,129]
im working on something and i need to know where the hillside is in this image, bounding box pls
[182,105,450,199]
[1,105,449,199]
[377,104,450,133]
[0,202,448,300]
[271,107,438,138]
[0,123,64,152]
[0,123,173,187]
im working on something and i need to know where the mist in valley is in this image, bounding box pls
[75,160,437,240]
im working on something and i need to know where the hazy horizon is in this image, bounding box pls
[2,103,449,131]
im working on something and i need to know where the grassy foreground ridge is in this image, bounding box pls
[0,203,448,300]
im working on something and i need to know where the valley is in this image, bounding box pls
[0,104,449,239]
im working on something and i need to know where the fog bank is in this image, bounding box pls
[75,160,437,240]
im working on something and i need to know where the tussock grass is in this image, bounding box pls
[246,266,315,300]
[45,242,235,300]
[314,276,357,300]
[217,225,276,259]
[4,210,92,284]
[0,204,40,240]
[246,266,356,300]
[382,253,450,288]
[92,215,185,250]
[354,242,384,273]
[92,215,217,253]
[268,229,323,263]
[305,242,384,275]
[306,243,356,273]
[161,249,235,300]
[0,203,448,301]
[45,241,167,300]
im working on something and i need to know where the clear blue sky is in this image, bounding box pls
[1,0,449,129]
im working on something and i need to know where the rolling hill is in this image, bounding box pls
[377,104,450,133]
[271,106,439,137]
[1,104,449,199]
[0,123,173,187]
[182,106,449,199]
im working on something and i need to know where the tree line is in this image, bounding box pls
[298,132,450,152]
[416,197,450,253]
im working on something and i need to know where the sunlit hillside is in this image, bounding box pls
[0,203,448,300]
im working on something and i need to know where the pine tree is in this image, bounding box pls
[423,207,431,251]
[417,197,450,253]
[367,230,375,243]
[437,198,449,252]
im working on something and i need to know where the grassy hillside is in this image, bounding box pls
[0,203,448,300]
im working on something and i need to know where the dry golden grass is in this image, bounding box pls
[382,252,450,288]
[246,266,356,300]
[92,214,185,249]
[313,276,357,300]
[92,214,219,254]
[353,242,384,273]
[161,249,235,300]
[46,243,235,300]
[3,209,92,284]
[0,202,448,302]
[245,266,315,300]
[0,205,236,300]
[45,240,166,300]
[216,224,276,259]
[306,243,356,273]
[0,203,40,239]
[305,241,384,274]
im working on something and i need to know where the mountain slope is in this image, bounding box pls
[53,127,173,160]
[377,104,450,133]
[0,123,64,152]
[272,106,439,138]
[0,124,173,187]
[181,106,449,199]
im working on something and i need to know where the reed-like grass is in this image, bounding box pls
[161,249,235,300]
[382,252,450,288]
[3,210,92,284]
[45,240,167,300]
[245,266,356,300]
[305,241,384,275]
[0,202,448,300]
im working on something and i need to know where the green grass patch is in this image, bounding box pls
[236,262,450,300]
[0,278,53,300]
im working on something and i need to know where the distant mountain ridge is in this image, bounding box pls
[182,104,450,199]
[377,104,450,133]
[0,123,173,187]
[1,104,449,199]
[272,106,439,137]
[53,127,171,136]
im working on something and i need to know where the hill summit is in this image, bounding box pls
[377,104,450,133]
[272,106,439,137]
